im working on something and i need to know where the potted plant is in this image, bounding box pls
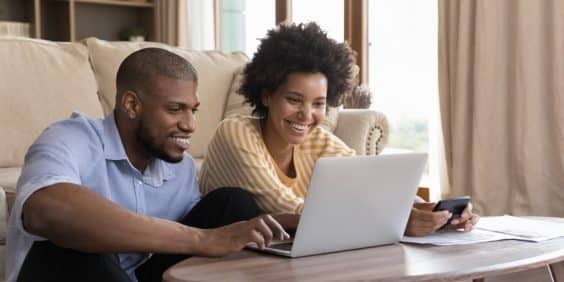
[120,26,147,42]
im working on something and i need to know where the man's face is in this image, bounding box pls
[136,76,199,163]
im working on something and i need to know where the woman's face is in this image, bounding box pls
[262,72,328,146]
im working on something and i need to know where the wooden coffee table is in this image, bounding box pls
[164,218,564,282]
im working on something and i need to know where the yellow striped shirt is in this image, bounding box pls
[199,115,355,213]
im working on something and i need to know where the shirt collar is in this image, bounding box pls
[143,159,176,187]
[102,112,129,161]
[101,112,176,186]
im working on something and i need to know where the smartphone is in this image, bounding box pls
[432,196,470,226]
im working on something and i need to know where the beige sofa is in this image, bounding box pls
[0,36,389,280]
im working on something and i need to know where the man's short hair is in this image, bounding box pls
[115,48,198,101]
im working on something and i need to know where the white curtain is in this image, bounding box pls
[186,0,215,50]
[438,0,564,216]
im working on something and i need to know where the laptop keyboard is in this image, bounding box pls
[269,242,293,251]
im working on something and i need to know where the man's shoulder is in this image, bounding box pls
[43,112,103,138]
[33,112,105,153]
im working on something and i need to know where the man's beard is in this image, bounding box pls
[136,118,183,164]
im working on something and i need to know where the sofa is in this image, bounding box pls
[0,36,389,280]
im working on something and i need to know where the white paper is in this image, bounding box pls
[401,228,514,246]
[401,216,564,246]
[476,215,564,241]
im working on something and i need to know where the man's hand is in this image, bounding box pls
[195,214,290,257]
[272,213,300,230]
[404,202,451,237]
[444,202,480,232]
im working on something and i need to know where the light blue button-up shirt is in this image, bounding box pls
[6,112,201,282]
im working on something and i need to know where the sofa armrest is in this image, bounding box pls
[333,109,389,155]
[0,187,7,244]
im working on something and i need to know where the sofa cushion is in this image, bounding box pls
[223,66,253,118]
[85,38,248,158]
[0,37,103,167]
[0,167,20,214]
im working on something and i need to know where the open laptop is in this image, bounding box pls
[247,153,427,257]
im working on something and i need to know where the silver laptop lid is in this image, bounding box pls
[290,153,427,257]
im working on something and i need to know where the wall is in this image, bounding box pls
[0,0,25,22]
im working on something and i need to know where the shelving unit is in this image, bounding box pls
[27,0,157,42]
[70,0,154,8]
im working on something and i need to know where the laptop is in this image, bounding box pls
[247,153,427,257]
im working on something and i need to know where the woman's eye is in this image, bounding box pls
[169,108,182,113]
[314,102,326,108]
[287,97,300,104]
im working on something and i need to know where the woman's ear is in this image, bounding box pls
[261,90,270,107]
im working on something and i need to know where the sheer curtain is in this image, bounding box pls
[155,0,214,50]
[369,0,441,199]
[439,0,564,216]
[186,0,215,50]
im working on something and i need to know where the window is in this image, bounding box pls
[368,0,440,197]
[219,0,275,57]
[187,0,215,50]
[292,0,344,41]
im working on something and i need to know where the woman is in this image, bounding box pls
[199,22,478,236]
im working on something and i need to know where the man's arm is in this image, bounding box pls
[23,182,288,256]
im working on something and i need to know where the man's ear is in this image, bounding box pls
[121,90,142,119]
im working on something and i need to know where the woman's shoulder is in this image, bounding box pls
[215,115,263,145]
[218,115,261,134]
[302,126,355,156]
[305,125,338,143]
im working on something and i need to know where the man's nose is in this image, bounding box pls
[179,112,196,132]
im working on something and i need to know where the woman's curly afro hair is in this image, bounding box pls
[239,22,357,117]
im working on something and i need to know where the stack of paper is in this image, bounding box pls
[401,216,564,246]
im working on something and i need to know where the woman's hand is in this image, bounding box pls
[404,202,450,236]
[444,202,480,232]
[404,202,480,236]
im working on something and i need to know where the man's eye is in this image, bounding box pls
[192,108,198,114]
[314,102,326,108]
[169,108,182,113]
[287,97,300,104]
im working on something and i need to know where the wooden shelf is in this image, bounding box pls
[69,0,154,8]
[29,0,157,42]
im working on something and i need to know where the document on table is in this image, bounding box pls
[401,216,564,246]
[477,216,564,241]
[401,228,515,246]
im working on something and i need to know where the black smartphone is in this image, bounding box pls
[432,196,470,226]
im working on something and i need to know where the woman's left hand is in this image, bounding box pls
[444,202,480,232]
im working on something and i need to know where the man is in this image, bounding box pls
[6,48,288,282]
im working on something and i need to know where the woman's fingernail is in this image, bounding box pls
[451,219,459,225]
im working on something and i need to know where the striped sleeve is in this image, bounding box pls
[200,118,304,213]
